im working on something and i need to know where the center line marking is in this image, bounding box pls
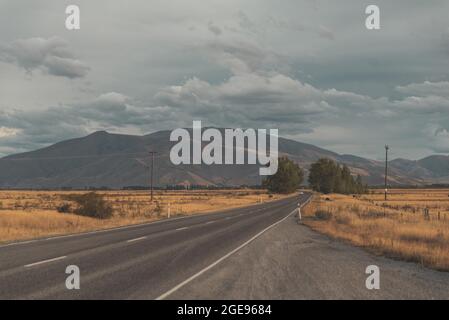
[24,256,67,268]
[205,220,216,224]
[176,227,189,231]
[127,236,147,243]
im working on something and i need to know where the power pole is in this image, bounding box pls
[149,151,157,202]
[384,145,389,201]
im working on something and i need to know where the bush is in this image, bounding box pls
[315,210,333,220]
[154,201,162,216]
[57,203,72,213]
[66,192,113,219]
[335,215,351,224]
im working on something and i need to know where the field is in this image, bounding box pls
[0,189,285,243]
[303,189,449,271]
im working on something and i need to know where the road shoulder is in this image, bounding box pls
[169,214,449,299]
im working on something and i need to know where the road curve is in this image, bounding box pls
[0,193,309,299]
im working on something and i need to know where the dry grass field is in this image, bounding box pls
[0,189,285,243]
[303,189,449,271]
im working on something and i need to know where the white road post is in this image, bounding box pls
[168,202,171,219]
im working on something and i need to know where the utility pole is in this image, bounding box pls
[384,145,389,201]
[149,151,157,202]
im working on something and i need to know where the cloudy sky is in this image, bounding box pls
[1,0,449,160]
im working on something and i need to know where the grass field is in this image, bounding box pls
[303,189,449,271]
[0,189,285,243]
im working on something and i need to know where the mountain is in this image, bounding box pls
[0,130,448,188]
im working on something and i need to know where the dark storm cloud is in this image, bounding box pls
[0,92,179,154]
[2,0,449,159]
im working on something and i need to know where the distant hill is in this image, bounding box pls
[0,129,448,188]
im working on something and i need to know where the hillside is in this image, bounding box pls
[0,130,448,188]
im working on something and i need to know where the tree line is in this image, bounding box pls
[263,157,368,194]
[308,158,368,194]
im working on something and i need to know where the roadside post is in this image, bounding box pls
[297,202,302,223]
[168,202,171,219]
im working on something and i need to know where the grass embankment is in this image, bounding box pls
[302,189,449,271]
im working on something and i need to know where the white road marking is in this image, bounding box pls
[126,236,147,243]
[0,240,38,248]
[156,196,311,300]
[24,256,67,268]
[205,220,216,224]
[176,227,189,231]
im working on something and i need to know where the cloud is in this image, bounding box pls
[0,92,179,156]
[0,37,90,78]
[153,50,449,157]
[0,127,20,138]
[317,25,335,40]
[2,1,449,159]
[208,22,222,36]
[396,81,449,97]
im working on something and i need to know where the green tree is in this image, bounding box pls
[308,158,339,194]
[263,157,304,194]
[308,158,367,195]
[341,165,353,194]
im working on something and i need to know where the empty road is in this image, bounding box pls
[1,191,448,300]
[0,193,308,299]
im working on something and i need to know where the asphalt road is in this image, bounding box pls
[0,193,308,299]
[2,191,448,300]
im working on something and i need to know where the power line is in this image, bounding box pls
[0,152,165,162]
[384,145,389,201]
[149,151,157,202]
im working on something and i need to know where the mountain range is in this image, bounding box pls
[1,129,449,188]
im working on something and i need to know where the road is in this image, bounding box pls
[0,193,308,299]
[1,191,448,300]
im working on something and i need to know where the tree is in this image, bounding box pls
[308,158,339,194]
[308,158,367,194]
[340,165,353,194]
[263,157,304,194]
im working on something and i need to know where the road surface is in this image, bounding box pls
[0,193,307,299]
[1,191,448,300]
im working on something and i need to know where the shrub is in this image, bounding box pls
[66,192,113,219]
[315,210,333,220]
[57,203,72,213]
[153,201,163,216]
[365,210,386,219]
[335,215,351,225]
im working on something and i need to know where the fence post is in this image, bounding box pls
[424,208,430,221]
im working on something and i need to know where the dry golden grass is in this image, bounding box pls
[303,190,449,271]
[0,189,286,243]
